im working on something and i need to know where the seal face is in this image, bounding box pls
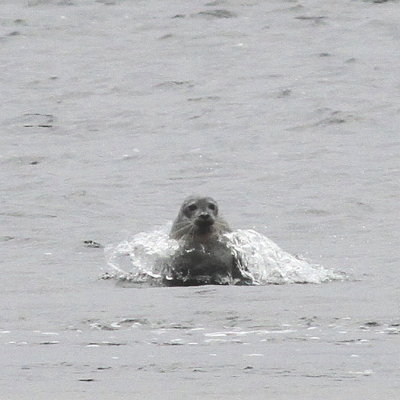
[170,196,230,242]
[164,196,251,286]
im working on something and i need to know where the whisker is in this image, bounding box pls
[171,220,194,239]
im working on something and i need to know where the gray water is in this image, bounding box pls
[1,0,399,398]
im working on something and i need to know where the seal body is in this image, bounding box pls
[164,196,251,286]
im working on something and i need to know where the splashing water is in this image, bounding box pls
[225,230,342,284]
[104,225,177,284]
[103,225,343,285]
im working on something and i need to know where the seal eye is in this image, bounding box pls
[187,204,197,212]
[208,203,216,211]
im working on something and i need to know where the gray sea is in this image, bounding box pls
[1,0,399,399]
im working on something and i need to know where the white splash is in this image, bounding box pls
[104,225,178,282]
[104,226,343,285]
[225,229,342,284]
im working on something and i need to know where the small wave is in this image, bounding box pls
[103,226,343,286]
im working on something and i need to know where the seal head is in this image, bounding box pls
[170,196,231,243]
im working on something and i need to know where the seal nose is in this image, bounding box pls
[199,212,211,220]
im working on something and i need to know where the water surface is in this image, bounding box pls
[1,0,399,398]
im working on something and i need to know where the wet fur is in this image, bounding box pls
[164,196,251,286]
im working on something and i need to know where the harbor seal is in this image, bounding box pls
[163,196,252,286]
